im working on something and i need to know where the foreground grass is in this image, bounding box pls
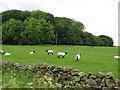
[2,45,119,78]
[2,69,62,88]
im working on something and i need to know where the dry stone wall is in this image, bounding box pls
[1,61,120,89]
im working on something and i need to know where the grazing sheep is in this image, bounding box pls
[58,52,67,58]
[114,56,120,59]
[75,53,81,61]
[4,52,11,56]
[46,50,53,55]
[0,50,4,54]
[29,51,35,54]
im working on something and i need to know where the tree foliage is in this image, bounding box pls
[98,35,114,46]
[20,18,54,45]
[2,19,24,44]
[1,10,114,46]
[54,17,85,45]
[2,10,31,23]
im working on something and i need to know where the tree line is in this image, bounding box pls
[1,9,114,46]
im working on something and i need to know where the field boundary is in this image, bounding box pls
[1,60,120,89]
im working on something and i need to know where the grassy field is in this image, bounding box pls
[1,45,119,78]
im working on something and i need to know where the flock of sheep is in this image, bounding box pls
[30,50,81,61]
[1,49,120,61]
[0,49,81,61]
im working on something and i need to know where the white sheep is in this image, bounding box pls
[29,51,35,54]
[75,53,81,61]
[58,52,67,58]
[4,52,11,56]
[0,50,4,54]
[114,56,120,59]
[46,50,53,55]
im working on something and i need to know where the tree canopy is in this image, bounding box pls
[1,9,114,46]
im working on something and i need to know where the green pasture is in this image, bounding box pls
[1,45,119,78]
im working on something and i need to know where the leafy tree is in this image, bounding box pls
[54,17,85,45]
[2,10,31,23]
[31,10,55,25]
[81,32,93,46]
[70,20,85,45]
[96,37,105,46]
[43,12,55,25]
[2,19,24,44]
[98,35,113,46]
[20,18,54,45]
[40,20,55,44]
[1,9,114,46]
[2,10,22,23]
[20,10,31,21]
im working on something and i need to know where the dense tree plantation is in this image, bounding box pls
[1,9,113,46]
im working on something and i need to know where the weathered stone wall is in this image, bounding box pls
[1,61,120,89]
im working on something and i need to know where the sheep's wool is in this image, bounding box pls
[48,50,53,53]
[75,53,80,60]
[0,50,3,53]
[58,52,65,56]
[114,56,120,59]
[4,53,11,56]
[29,52,35,54]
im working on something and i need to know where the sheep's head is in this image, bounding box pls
[0,52,4,54]
[0,50,4,54]
[33,51,35,53]
[46,50,48,52]
[2,52,5,54]
[65,52,67,54]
